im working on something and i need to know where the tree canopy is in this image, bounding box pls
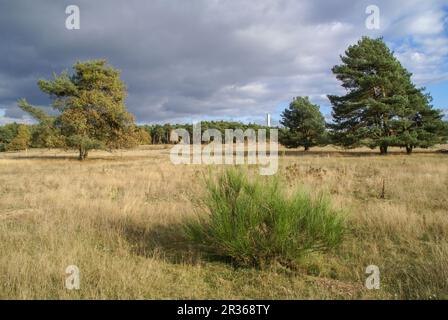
[0,123,19,152]
[6,124,31,151]
[279,97,326,151]
[19,60,142,159]
[328,37,447,154]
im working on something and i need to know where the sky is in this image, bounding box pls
[0,0,447,126]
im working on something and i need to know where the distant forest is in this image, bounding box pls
[0,120,272,151]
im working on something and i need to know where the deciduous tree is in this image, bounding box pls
[6,124,31,151]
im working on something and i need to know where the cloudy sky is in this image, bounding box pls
[0,0,447,125]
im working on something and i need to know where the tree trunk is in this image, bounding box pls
[406,146,413,155]
[304,145,310,151]
[78,147,88,160]
[380,145,388,155]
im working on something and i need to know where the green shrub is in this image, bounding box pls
[185,168,346,267]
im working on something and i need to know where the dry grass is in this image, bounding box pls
[0,145,447,299]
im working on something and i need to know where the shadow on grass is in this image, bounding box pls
[281,149,448,158]
[121,221,197,264]
[5,155,158,162]
[6,148,447,162]
[108,217,234,266]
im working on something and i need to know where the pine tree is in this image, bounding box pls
[280,96,326,151]
[391,90,447,154]
[328,37,446,154]
[19,60,141,160]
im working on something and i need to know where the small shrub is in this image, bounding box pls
[185,168,346,267]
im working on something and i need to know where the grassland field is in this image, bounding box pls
[0,145,447,299]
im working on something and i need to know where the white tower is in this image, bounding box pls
[266,113,271,127]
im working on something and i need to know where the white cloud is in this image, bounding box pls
[0,115,33,125]
[405,10,445,35]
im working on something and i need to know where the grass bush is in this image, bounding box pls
[185,168,346,267]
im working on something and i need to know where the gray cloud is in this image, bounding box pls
[0,0,447,124]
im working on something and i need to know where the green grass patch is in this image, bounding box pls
[185,168,346,268]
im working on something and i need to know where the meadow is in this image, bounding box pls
[0,145,447,299]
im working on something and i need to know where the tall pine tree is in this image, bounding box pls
[280,96,326,151]
[328,37,446,154]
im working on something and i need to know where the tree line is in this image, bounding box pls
[0,120,270,152]
[141,121,271,145]
[1,37,447,157]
